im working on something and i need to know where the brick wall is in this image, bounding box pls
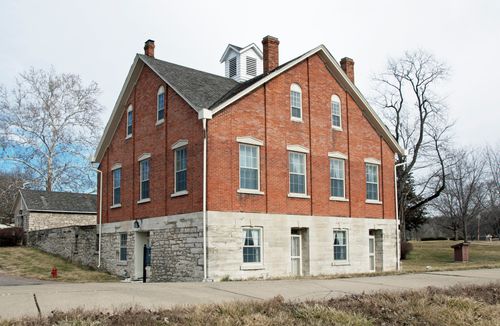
[208,54,396,218]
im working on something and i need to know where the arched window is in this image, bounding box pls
[290,83,302,121]
[157,86,165,122]
[331,95,341,129]
[126,105,133,138]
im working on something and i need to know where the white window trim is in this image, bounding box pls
[328,151,348,160]
[238,143,262,194]
[288,151,309,197]
[125,105,133,139]
[157,86,165,124]
[138,156,150,202]
[137,153,151,161]
[112,167,121,207]
[287,144,309,154]
[365,162,381,203]
[241,226,264,269]
[331,94,342,130]
[236,136,264,146]
[364,157,381,165]
[171,139,188,150]
[290,83,303,122]
[330,158,346,200]
[173,146,187,195]
[332,229,350,265]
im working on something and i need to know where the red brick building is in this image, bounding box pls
[94,36,404,281]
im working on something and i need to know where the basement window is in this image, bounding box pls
[119,233,127,262]
[246,57,257,76]
[242,228,262,264]
[229,57,237,78]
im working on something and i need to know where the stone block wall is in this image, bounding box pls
[27,225,97,268]
[27,212,96,232]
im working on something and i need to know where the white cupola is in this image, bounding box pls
[220,43,263,82]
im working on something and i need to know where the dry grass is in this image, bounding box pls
[402,240,500,272]
[3,283,499,325]
[0,247,117,282]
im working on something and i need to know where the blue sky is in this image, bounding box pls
[0,0,499,148]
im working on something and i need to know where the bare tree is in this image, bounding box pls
[482,144,500,237]
[432,148,485,242]
[373,50,454,241]
[0,67,103,192]
[0,170,28,223]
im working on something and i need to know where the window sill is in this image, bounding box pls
[240,263,264,271]
[331,261,350,266]
[137,198,151,204]
[329,197,349,202]
[288,193,310,199]
[332,126,343,131]
[366,199,383,205]
[237,189,264,195]
[110,204,122,209]
[155,119,164,126]
[171,190,188,198]
[125,134,132,140]
[291,117,303,123]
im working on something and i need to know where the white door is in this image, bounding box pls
[369,236,375,272]
[291,234,302,276]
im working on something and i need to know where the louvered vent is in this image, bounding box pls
[246,57,257,76]
[229,57,237,78]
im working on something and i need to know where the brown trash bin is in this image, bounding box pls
[451,242,470,262]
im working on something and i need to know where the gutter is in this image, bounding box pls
[198,109,213,281]
[90,165,103,268]
[394,158,407,271]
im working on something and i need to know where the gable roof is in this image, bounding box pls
[19,189,96,214]
[219,43,263,63]
[94,45,404,163]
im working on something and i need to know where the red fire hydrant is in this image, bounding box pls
[51,266,58,278]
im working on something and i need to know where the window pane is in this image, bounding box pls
[291,90,302,118]
[176,170,187,192]
[242,229,261,263]
[290,174,305,194]
[127,111,133,135]
[239,145,258,190]
[366,164,379,200]
[367,183,378,200]
[157,93,165,121]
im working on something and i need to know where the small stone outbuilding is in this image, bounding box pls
[13,189,96,232]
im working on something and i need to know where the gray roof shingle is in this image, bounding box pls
[138,54,239,111]
[20,189,96,213]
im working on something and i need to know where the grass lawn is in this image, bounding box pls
[402,240,500,272]
[4,283,500,325]
[0,247,117,282]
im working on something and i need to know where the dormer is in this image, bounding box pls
[220,43,263,82]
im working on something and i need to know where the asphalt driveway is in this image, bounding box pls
[0,268,499,319]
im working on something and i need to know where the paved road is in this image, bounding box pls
[0,268,499,319]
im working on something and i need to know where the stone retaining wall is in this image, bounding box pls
[27,225,97,268]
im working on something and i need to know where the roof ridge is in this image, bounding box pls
[138,54,237,83]
[21,189,96,196]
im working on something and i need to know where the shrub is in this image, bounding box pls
[0,227,25,246]
[421,237,448,241]
[400,241,413,260]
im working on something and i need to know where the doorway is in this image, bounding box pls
[290,228,309,276]
[134,231,150,280]
[368,235,375,272]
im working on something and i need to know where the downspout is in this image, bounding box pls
[394,158,407,272]
[198,109,213,281]
[90,164,103,268]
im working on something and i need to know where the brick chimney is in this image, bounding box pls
[340,57,355,83]
[144,39,155,57]
[262,35,280,74]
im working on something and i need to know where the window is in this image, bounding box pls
[229,57,237,78]
[243,228,261,264]
[239,144,259,190]
[126,105,133,137]
[246,57,257,76]
[174,147,187,193]
[366,163,379,201]
[157,86,165,122]
[330,158,345,198]
[289,152,306,194]
[290,84,302,120]
[139,158,150,200]
[333,230,348,261]
[331,95,341,129]
[112,168,121,206]
[119,233,127,261]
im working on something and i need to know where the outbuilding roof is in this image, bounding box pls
[19,189,96,214]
